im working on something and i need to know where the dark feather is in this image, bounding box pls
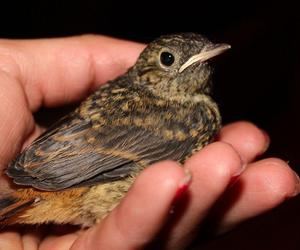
[0,196,35,221]
[7,111,196,191]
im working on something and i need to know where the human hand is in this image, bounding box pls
[0,35,298,250]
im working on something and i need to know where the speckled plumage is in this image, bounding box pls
[0,33,229,226]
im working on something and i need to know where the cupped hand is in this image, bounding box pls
[0,35,298,250]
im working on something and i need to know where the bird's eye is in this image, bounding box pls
[160,52,175,67]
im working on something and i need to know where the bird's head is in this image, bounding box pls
[129,33,230,100]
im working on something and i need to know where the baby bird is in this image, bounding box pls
[0,33,230,227]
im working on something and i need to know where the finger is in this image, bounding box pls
[0,231,23,250]
[71,161,190,250]
[218,121,270,163]
[162,142,243,250]
[0,71,35,168]
[216,158,300,233]
[39,234,79,250]
[0,35,145,111]
[21,234,41,250]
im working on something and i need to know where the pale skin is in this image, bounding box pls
[0,35,298,250]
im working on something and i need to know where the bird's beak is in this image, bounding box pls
[179,43,231,73]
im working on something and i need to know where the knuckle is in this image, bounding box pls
[0,54,21,79]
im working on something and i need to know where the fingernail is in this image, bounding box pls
[231,150,246,178]
[173,169,192,203]
[233,162,246,178]
[229,160,246,187]
[291,171,300,197]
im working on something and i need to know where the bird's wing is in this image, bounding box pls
[7,113,193,191]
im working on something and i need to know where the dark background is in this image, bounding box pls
[1,1,300,249]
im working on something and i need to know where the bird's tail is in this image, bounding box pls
[0,194,34,224]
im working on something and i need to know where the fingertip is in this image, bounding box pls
[218,121,270,163]
[185,142,243,184]
[249,158,300,199]
[217,158,300,231]
[137,160,186,190]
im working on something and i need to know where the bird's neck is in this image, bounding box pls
[127,69,213,106]
[140,82,212,106]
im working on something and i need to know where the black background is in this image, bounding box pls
[1,1,300,249]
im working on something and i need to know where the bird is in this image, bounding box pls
[0,33,230,227]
